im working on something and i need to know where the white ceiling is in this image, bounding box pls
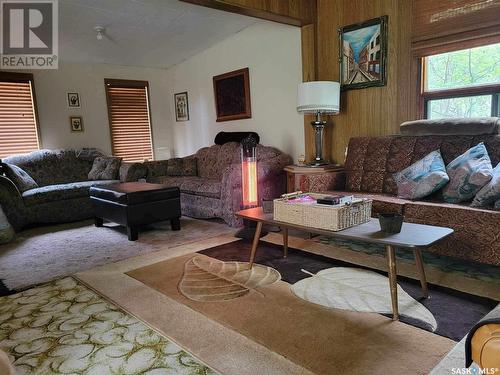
[59,0,260,69]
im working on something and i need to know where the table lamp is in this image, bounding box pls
[297,81,340,166]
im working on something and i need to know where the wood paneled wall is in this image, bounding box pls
[180,0,316,26]
[306,0,414,164]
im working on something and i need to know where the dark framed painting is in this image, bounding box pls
[70,116,83,132]
[213,67,251,122]
[338,15,388,90]
[174,91,189,121]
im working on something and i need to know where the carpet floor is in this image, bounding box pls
[0,217,235,292]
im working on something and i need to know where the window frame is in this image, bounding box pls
[0,71,42,156]
[104,78,155,162]
[418,48,500,119]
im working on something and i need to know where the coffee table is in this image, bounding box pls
[235,207,454,320]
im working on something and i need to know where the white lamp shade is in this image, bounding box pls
[297,81,340,114]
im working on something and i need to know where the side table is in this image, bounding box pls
[284,164,345,193]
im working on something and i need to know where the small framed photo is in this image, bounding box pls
[67,92,81,108]
[70,116,83,132]
[174,92,189,121]
[339,15,388,91]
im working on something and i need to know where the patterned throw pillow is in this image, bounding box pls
[88,157,121,180]
[471,163,500,208]
[3,163,38,192]
[393,150,449,200]
[167,158,183,176]
[182,157,197,176]
[442,143,493,203]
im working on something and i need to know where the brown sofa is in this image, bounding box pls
[144,142,292,227]
[322,118,500,266]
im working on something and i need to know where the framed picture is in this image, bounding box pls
[70,116,83,132]
[338,16,388,90]
[174,92,189,121]
[67,92,81,108]
[213,67,251,122]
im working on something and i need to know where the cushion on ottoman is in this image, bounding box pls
[90,182,180,205]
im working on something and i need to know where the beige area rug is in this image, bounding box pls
[75,235,455,375]
[0,217,235,290]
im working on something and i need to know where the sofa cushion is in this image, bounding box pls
[144,160,168,179]
[400,117,500,136]
[3,163,38,192]
[393,150,449,199]
[404,200,500,264]
[495,200,500,210]
[472,163,500,208]
[180,178,221,199]
[22,180,118,206]
[167,158,183,176]
[3,149,102,186]
[442,143,493,203]
[88,157,121,180]
[182,156,197,176]
[148,176,221,199]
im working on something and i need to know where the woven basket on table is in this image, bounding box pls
[273,193,372,231]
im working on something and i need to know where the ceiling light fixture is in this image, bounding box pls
[94,26,105,40]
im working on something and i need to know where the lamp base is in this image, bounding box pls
[235,219,268,240]
[307,159,329,167]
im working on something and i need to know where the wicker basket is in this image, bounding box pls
[273,193,372,231]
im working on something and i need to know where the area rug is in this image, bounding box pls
[0,217,235,292]
[126,250,457,375]
[196,241,498,341]
[0,277,216,374]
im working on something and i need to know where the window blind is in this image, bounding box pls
[105,79,154,162]
[0,74,40,159]
[412,0,500,56]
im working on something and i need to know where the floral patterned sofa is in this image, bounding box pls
[322,118,500,266]
[144,142,292,227]
[0,149,145,230]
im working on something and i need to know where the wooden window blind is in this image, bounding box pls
[412,0,500,56]
[0,72,40,159]
[105,79,154,162]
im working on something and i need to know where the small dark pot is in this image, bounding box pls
[378,213,404,234]
[262,199,274,214]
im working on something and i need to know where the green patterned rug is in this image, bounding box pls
[0,277,217,375]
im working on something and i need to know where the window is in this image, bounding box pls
[0,72,40,158]
[105,79,154,162]
[421,43,500,119]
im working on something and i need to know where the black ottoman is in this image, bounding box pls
[89,182,181,241]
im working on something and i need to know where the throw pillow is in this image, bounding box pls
[0,204,15,244]
[471,163,500,208]
[88,157,121,180]
[182,157,197,176]
[495,199,500,210]
[167,158,183,176]
[3,163,38,192]
[442,143,493,203]
[393,150,449,200]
